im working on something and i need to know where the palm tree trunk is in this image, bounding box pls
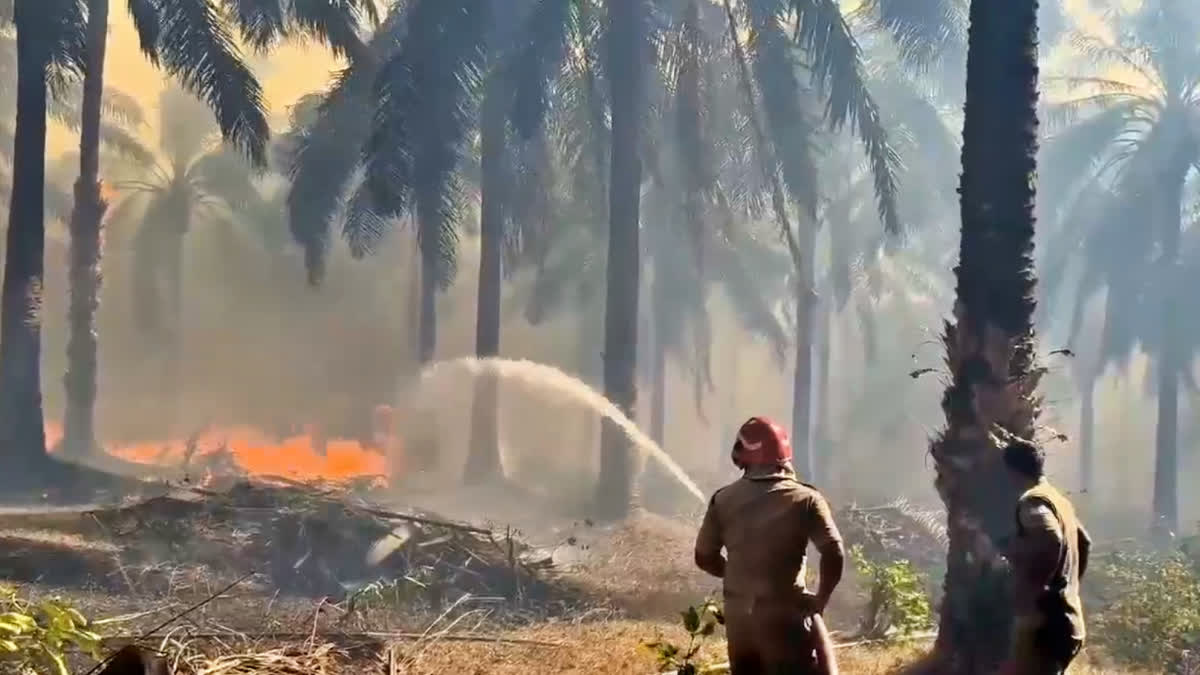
[162,232,185,429]
[418,237,437,365]
[0,16,51,470]
[650,317,666,446]
[463,77,506,484]
[929,0,1042,671]
[62,0,109,459]
[812,292,832,484]
[594,0,644,520]
[790,220,818,480]
[407,239,421,365]
[1151,151,1189,535]
[1078,373,1094,494]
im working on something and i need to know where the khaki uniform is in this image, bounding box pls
[695,470,843,674]
[1007,480,1089,675]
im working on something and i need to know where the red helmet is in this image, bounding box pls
[732,416,792,467]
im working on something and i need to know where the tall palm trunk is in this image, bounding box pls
[790,220,818,479]
[812,292,832,484]
[161,231,185,428]
[1078,372,1094,494]
[929,0,1042,671]
[0,10,51,469]
[649,324,666,447]
[594,0,644,520]
[464,78,506,483]
[62,0,110,458]
[418,247,437,364]
[1151,145,1190,535]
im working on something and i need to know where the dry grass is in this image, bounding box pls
[0,484,1163,675]
[142,620,1151,674]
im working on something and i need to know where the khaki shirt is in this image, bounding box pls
[1010,480,1087,642]
[695,472,842,603]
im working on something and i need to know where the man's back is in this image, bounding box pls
[697,474,840,601]
[1013,479,1086,641]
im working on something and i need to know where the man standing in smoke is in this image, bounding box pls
[693,416,843,674]
[1001,440,1092,674]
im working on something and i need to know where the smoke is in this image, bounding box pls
[407,356,707,505]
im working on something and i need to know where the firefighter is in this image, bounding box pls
[694,416,844,674]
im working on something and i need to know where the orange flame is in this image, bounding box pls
[45,419,400,484]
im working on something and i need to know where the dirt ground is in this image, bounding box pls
[0,480,1150,674]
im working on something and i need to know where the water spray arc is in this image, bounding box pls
[407,357,707,505]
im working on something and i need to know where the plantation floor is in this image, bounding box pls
[0,480,1155,674]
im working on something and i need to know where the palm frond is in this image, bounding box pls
[364,0,488,225]
[1038,101,1139,215]
[746,0,820,217]
[1067,31,1160,90]
[153,0,270,165]
[287,3,408,283]
[24,0,87,80]
[340,172,390,257]
[126,0,163,61]
[189,146,259,209]
[97,122,156,165]
[852,0,966,70]
[714,231,790,359]
[510,0,575,139]
[221,0,287,51]
[288,0,374,60]
[793,0,902,234]
[415,169,465,291]
[101,89,147,126]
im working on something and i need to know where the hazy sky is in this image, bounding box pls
[43,1,1117,157]
[46,11,343,155]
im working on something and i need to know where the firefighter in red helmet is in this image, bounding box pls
[694,417,845,674]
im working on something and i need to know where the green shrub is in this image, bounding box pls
[849,545,934,640]
[1091,549,1200,670]
[0,585,103,675]
[642,599,724,674]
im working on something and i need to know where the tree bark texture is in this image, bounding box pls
[0,5,50,468]
[929,0,1043,671]
[62,0,110,459]
[595,0,644,520]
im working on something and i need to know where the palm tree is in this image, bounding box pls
[718,0,903,480]
[112,88,266,422]
[0,0,90,471]
[925,0,1043,669]
[59,0,373,458]
[1036,0,1200,533]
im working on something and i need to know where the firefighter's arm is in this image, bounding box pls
[808,494,845,612]
[694,494,725,578]
[1078,524,1092,579]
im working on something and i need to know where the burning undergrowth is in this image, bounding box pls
[0,480,590,622]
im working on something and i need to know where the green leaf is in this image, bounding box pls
[681,606,701,633]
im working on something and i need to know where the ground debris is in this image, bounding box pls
[839,499,948,572]
[0,480,586,614]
